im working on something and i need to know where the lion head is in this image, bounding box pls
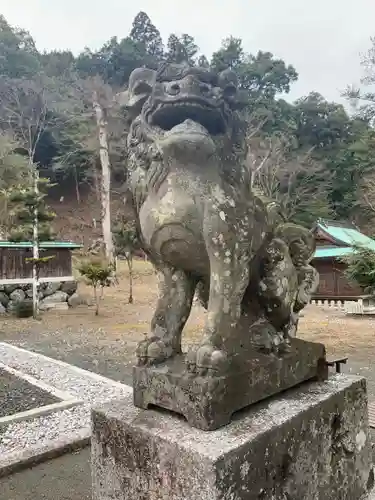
[119,62,248,208]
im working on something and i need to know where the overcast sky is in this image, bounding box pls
[2,0,375,103]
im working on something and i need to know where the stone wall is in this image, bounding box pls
[0,281,79,314]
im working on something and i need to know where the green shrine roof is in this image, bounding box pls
[0,241,82,249]
[313,219,375,259]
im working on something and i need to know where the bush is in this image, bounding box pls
[77,256,113,315]
[14,299,33,318]
[341,245,375,294]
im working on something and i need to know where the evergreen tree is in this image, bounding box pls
[166,33,198,64]
[8,173,56,318]
[211,37,244,72]
[130,11,164,61]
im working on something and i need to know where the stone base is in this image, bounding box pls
[133,338,327,430]
[92,375,373,500]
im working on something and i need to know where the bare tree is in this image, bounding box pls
[0,76,55,315]
[245,129,328,223]
[357,175,375,228]
[92,89,114,266]
[53,76,124,266]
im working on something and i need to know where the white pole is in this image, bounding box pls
[32,168,39,319]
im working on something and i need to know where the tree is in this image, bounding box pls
[247,132,331,226]
[129,11,164,61]
[239,51,298,100]
[0,75,59,169]
[0,132,30,235]
[211,39,297,99]
[341,246,375,295]
[75,37,146,86]
[211,37,244,72]
[92,87,114,266]
[77,256,113,315]
[8,176,56,318]
[345,37,375,125]
[0,15,40,78]
[113,219,138,303]
[294,93,352,151]
[166,34,198,64]
[39,50,75,77]
[343,129,375,226]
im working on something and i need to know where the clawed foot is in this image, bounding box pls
[186,344,229,376]
[136,336,174,366]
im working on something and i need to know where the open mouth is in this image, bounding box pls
[149,100,227,135]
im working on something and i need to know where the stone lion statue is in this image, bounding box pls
[120,61,318,375]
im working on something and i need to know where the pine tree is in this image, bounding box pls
[129,11,164,60]
[8,170,56,318]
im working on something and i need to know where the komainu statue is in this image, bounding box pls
[121,62,326,430]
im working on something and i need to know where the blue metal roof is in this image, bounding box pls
[318,224,375,251]
[314,220,375,259]
[313,246,353,259]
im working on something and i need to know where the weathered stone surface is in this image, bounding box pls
[9,288,26,302]
[39,291,69,310]
[68,292,91,307]
[0,291,9,307]
[0,303,6,314]
[4,284,18,295]
[92,375,373,500]
[6,300,17,312]
[134,338,327,430]
[19,283,30,291]
[41,290,68,304]
[124,62,321,412]
[39,301,69,311]
[43,281,61,297]
[60,280,78,295]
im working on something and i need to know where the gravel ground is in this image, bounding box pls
[0,368,60,418]
[0,343,132,457]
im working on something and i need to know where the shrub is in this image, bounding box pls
[77,256,113,315]
[341,245,375,294]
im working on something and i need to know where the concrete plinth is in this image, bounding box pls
[92,375,373,500]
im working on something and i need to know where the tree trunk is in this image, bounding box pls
[32,168,40,319]
[93,163,100,203]
[93,285,99,315]
[126,254,134,304]
[74,166,80,204]
[93,91,114,266]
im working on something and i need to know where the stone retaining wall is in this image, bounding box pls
[0,281,79,314]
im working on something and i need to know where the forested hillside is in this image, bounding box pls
[1,11,375,244]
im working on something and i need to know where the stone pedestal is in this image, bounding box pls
[92,375,373,500]
[133,338,327,430]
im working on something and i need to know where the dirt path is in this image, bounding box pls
[1,260,375,392]
[0,261,205,384]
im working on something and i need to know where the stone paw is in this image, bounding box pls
[276,339,292,355]
[136,336,173,365]
[186,344,229,376]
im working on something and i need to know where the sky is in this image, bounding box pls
[2,0,375,104]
